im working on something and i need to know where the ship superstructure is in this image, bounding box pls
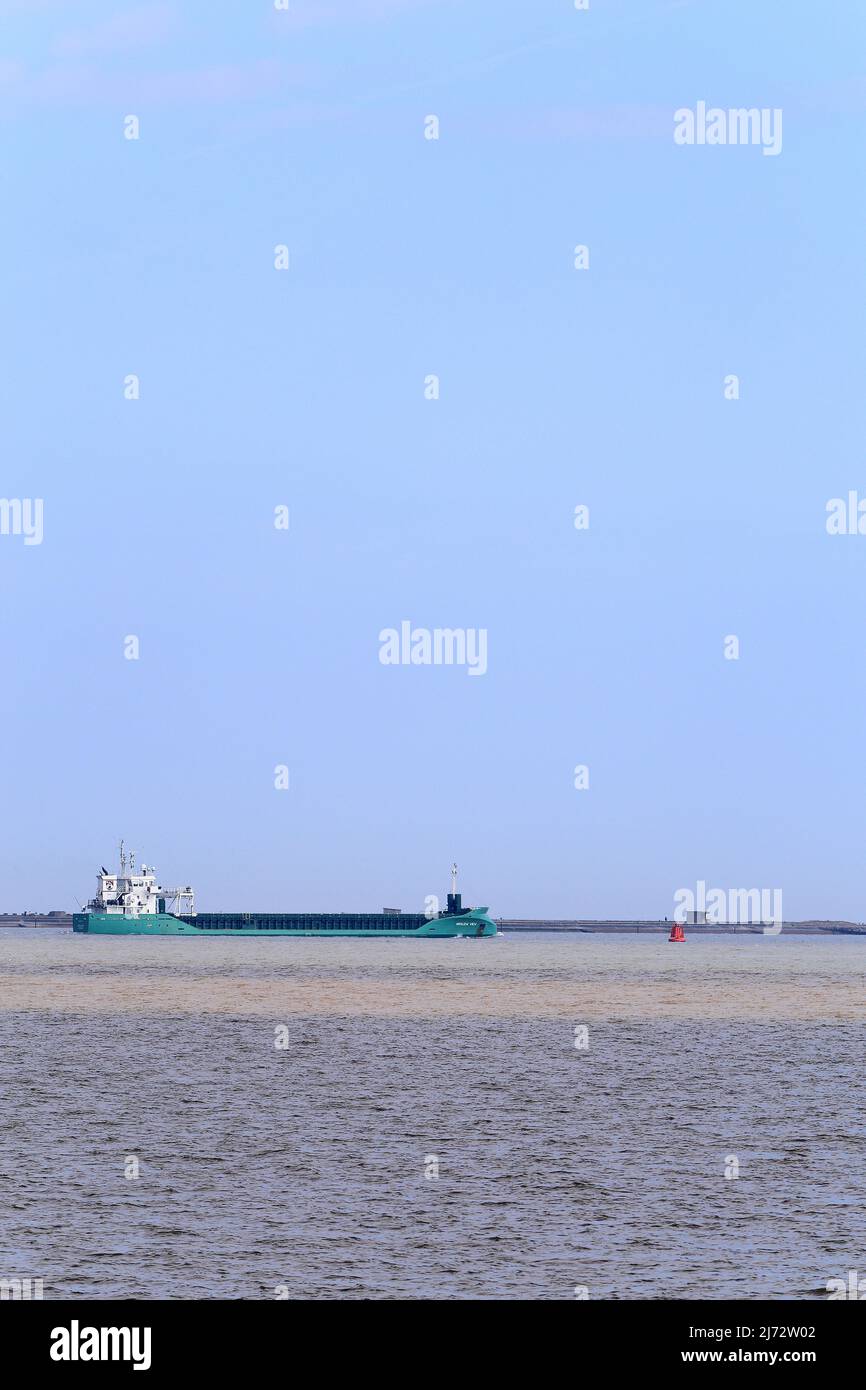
[72,850,496,938]
[85,842,195,919]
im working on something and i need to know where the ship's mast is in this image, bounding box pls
[119,839,126,877]
[446,862,462,915]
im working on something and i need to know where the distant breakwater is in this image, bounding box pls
[496,920,866,935]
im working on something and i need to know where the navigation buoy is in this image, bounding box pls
[668,922,686,943]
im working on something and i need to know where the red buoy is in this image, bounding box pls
[668,922,686,943]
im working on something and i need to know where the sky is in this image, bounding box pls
[1,0,865,919]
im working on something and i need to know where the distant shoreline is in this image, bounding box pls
[497,920,866,935]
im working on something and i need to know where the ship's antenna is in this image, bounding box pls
[451,862,458,896]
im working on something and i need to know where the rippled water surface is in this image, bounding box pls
[1,930,864,1299]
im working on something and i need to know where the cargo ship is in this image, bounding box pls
[72,847,496,938]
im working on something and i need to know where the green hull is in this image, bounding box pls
[72,909,497,938]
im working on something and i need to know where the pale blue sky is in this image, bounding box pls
[1,1,865,918]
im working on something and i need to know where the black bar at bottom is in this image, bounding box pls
[5,1297,861,1376]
